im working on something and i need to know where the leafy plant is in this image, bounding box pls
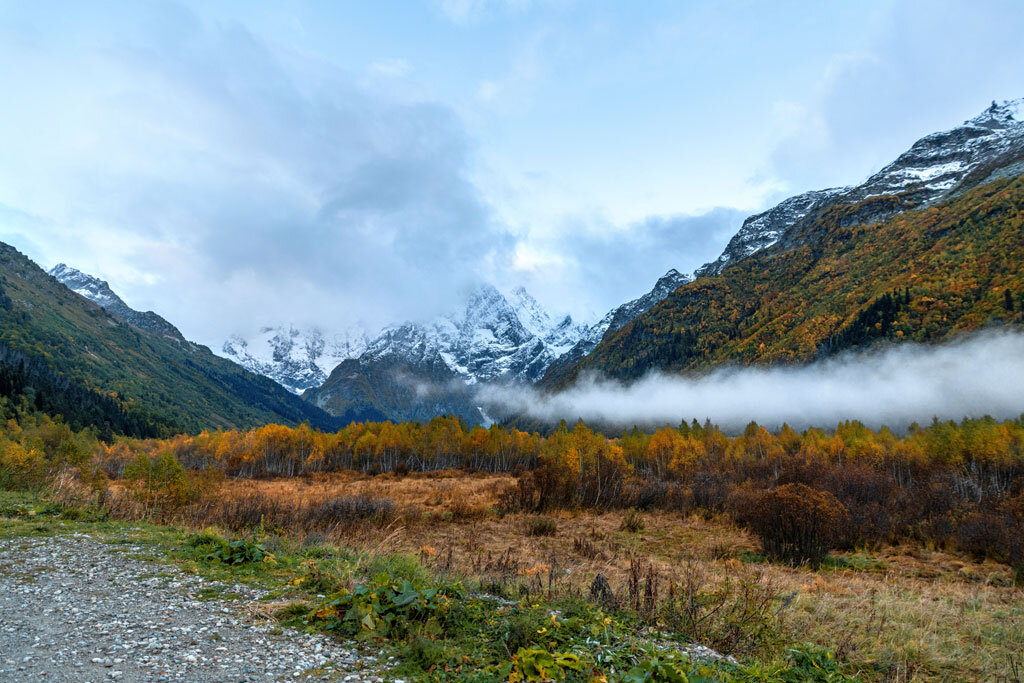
[307,576,462,640]
[506,647,582,682]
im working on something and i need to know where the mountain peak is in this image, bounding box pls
[50,263,88,280]
[697,97,1024,278]
[969,98,1024,128]
[220,324,370,394]
[48,262,184,341]
[657,268,687,284]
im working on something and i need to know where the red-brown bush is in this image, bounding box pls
[732,483,850,567]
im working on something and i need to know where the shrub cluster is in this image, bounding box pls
[7,410,1024,572]
[731,483,850,567]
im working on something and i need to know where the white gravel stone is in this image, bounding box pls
[0,535,389,682]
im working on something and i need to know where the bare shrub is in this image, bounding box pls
[572,536,602,560]
[956,492,1024,584]
[688,470,732,516]
[633,480,668,510]
[450,498,489,521]
[588,573,615,606]
[306,495,396,529]
[204,494,293,531]
[660,562,783,656]
[627,559,659,619]
[497,474,539,513]
[732,483,850,567]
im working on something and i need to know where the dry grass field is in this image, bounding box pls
[172,471,1024,681]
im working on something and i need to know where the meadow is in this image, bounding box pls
[2,412,1023,681]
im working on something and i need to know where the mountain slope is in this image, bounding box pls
[49,264,185,341]
[698,99,1024,278]
[564,175,1024,383]
[550,99,1024,386]
[2,244,338,434]
[539,268,691,386]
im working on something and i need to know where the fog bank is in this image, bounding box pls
[479,331,1024,432]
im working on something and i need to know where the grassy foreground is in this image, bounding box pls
[1,489,865,682]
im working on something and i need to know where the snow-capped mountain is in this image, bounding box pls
[539,268,692,385]
[507,286,589,356]
[695,190,846,277]
[305,284,589,422]
[363,284,584,385]
[697,98,1024,277]
[221,326,370,394]
[48,264,184,341]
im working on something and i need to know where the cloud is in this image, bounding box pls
[506,208,745,319]
[0,2,513,346]
[767,0,1024,194]
[480,331,1024,432]
[434,0,537,25]
[0,1,745,348]
[369,59,410,78]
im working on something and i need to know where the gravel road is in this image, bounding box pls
[0,533,390,682]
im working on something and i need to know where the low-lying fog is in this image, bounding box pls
[479,331,1024,432]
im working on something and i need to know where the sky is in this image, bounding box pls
[1,0,1023,349]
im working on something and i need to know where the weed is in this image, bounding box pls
[525,515,558,537]
[571,536,602,560]
[659,562,783,657]
[620,509,645,533]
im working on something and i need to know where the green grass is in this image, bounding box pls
[822,553,887,573]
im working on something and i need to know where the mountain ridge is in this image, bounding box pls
[48,264,185,342]
[538,268,692,386]
[562,175,1024,385]
[697,98,1024,279]
[0,247,340,434]
[221,325,371,394]
[303,283,588,423]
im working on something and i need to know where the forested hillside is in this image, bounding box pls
[556,176,1024,384]
[0,242,339,435]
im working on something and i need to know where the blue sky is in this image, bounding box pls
[1,0,1023,346]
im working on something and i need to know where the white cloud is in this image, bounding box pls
[765,2,1024,194]
[477,80,501,102]
[0,4,512,346]
[369,59,410,78]
[482,331,1024,432]
[435,0,538,25]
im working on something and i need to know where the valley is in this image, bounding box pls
[1,32,1023,681]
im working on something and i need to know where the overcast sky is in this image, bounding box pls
[1,0,1023,348]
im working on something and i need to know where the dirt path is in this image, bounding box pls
[0,534,389,682]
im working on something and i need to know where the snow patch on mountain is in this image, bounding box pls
[48,264,185,341]
[361,284,584,386]
[698,98,1024,277]
[221,325,370,394]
